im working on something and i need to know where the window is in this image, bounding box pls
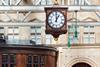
[46,35,52,44]
[31,27,41,44]
[2,54,16,67]
[8,27,19,34]
[8,35,19,44]
[68,25,80,44]
[84,26,94,32]
[27,55,45,67]
[7,27,19,44]
[83,26,95,44]
[27,55,32,67]
[0,27,4,39]
[0,27,4,34]
[83,32,95,44]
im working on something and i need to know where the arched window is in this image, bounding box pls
[72,62,91,67]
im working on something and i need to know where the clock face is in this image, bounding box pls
[48,11,65,28]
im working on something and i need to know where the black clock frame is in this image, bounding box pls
[45,7,68,38]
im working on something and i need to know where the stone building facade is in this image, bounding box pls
[0,0,99,67]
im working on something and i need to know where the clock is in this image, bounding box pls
[48,11,65,28]
[45,7,68,39]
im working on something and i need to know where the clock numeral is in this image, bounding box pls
[50,14,53,17]
[48,19,51,21]
[53,12,56,16]
[60,24,63,27]
[61,20,64,22]
[48,21,52,24]
[57,25,60,28]
[54,25,57,28]
[61,22,64,25]
[48,16,52,19]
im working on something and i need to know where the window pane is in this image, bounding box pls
[46,35,52,44]
[40,56,45,63]
[90,37,95,44]
[0,27,4,33]
[7,35,19,44]
[10,54,16,63]
[27,64,32,67]
[10,64,16,67]
[83,37,89,44]
[46,38,51,44]
[8,27,19,34]
[33,56,38,63]
[31,26,41,44]
[2,54,8,63]
[27,55,32,63]
[31,27,41,33]
[2,64,8,67]
[14,28,19,33]
[8,29,13,33]
[36,38,41,44]
[33,64,38,67]
[40,64,44,67]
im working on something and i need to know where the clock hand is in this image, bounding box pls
[55,15,60,22]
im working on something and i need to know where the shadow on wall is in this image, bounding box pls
[23,0,33,5]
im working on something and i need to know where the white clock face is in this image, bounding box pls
[48,11,65,28]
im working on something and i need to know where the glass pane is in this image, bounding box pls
[31,38,36,42]
[40,56,45,63]
[84,26,88,28]
[31,27,41,33]
[2,64,8,67]
[8,29,13,33]
[33,56,38,63]
[36,38,41,44]
[31,29,35,33]
[2,54,8,63]
[27,64,32,67]
[27,55,32,63]
[46,35,52,44]
[14,29,19,33]
[0,27,4,33]
[8,27,19,34]
[83,37,89,44]
[10,54,16,63]
[40,64,44,67]
[33,64,38,67]
[90,26,94,28]
[46,38,51,44]
[36,28,41,33]
[8,35,14,40]
[89,37,95,44]
[36,35,41,38]
[10,64,16,67]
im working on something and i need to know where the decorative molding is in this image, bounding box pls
[67,18,80,21]
[82,17,98,22]
[28,18,43,23]
[67,57,97,67]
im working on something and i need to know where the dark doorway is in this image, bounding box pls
[72,62,91,67]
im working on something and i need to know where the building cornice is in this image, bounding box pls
[0,5,99,12]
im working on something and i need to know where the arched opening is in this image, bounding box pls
[72,62,91,67]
